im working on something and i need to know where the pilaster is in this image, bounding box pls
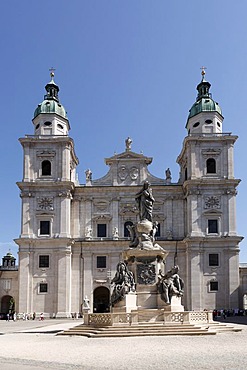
[56,245,72,317]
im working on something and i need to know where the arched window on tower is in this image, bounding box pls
[206,158,216,174]
[41,160,51,176]
[124,221,133,237]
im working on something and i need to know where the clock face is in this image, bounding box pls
[37,197,53,210]
[204,196,220,209]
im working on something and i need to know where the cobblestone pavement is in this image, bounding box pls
[0,318,247,370]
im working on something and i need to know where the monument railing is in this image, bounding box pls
[85,310,213,326]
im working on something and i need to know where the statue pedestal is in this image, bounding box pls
[112,292,137,313]
[82,308,90,325]
[123,247,168,310]
[157,295,184,312]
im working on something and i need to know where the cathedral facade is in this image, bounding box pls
[12,71,243,317]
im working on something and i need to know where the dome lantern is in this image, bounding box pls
[32,70,70,136]
[186,69,224,135]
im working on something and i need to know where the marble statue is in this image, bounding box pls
[157,266,184,305]
[111,261,135,306]
[112,227,119,239]
[127,224,139,248]
[83,296,90,309]
[165,168,171,180]
[85,227,92,239]
[126,181,165,250]
[135,181,155,222]
[125,137,132,151]
[85,169,92,181]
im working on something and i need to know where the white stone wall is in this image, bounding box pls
[14,84,243,316]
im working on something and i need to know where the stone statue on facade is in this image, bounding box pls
[125,137,132,151]
[165,168,171,181]
[157,266,184,305]
[110,261,135,306]
[85,227,92,239]
[112,227,119,239]
[165,168,172,184]
[85,169,92,182]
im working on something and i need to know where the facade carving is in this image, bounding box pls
[201,148,221,157]
[37,197,54,210]
[204,196,221,209]
[118,165,139,181]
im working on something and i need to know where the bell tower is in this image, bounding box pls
[177,69,243,310]
[15,72,79,317]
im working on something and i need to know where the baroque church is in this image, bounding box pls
[1,70,246,317]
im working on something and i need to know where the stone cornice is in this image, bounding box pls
[17,181,76,191]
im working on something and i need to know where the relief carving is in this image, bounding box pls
[119,203,138,215]
[118,166,128,181]
[204,196,220,209]
[93,201,109,212]
[201,148,221,157]
[224,189,237,196]
[118,165,139,181]
[37,197,54,210]
[36,150,56,158]
[129,167,139,180]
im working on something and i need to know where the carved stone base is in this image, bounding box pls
[112,292,137,313]
[157,295,184,312]
[123,248,168,264]
[122,248,168,310]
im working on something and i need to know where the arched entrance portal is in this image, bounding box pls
[93,286,110,313]
[1,295,15,314]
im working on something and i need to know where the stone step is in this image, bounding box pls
[61,330,215,338]
[59,324,216,338]
[204,323,242,333]
[70,324,199,331]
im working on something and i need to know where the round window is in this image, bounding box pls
[193,122,200,128]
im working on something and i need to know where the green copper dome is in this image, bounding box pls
[188,74,222,119]
[33,74,67,119]
[34,99,67,119]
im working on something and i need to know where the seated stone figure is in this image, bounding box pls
[157,266,184,305]
[111,261,135,306]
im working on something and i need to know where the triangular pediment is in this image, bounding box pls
[105,150,152,165]
[85,141,165,186]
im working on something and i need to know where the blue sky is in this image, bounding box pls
[0,1,246,262]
